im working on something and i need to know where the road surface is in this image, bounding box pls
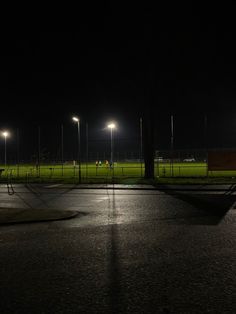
[0,184,235,313]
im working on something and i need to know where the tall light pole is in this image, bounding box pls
[16,128,20,177]
[107,123,116,165]
[86,122,88,178]
[61,124,64,176]
[72,116,81,183]
[2,131,9,168]
[140,117,143,177]
[38,126,41,177]
[204,114,208,177]
[170,115,174,177]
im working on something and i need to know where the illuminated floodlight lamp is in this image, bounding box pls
[107,123,116,129]
[72,116,79,122]
[2,131,9,137]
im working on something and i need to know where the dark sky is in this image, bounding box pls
[1,4,236,160]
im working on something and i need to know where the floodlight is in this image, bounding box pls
[2,131,9,137]
[107,123,116,129]
[72,116,79,122]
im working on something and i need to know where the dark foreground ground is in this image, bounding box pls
[0,184,235,313]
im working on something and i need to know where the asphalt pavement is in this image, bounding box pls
[0,184,235,313]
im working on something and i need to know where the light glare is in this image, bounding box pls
[107,123,116,129]
[2,131,9,138]
[72,116,79,122]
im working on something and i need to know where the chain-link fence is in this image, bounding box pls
[1,159,236,183]
[1,123,236,182]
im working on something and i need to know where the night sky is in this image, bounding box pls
[1,4,236,161]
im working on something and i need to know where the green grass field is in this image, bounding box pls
[1,162,236,184]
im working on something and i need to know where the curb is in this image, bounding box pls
[45,185,236,192]
[0,211,80,226]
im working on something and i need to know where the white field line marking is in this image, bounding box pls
[45,184,63,188]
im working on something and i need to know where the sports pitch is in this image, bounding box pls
[1,162,236,183]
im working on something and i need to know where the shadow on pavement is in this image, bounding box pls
[163,190,236,225]
[106,186,127,313]
[224,183,236,195]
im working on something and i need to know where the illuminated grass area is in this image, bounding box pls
[1,162,236,184]
[0,162,144,180]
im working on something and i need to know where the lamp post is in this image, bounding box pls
[72,116,81,183]
[140,117,143,177]
[2,131,9,168]
[107,123,116,166]
[170,115,174,177]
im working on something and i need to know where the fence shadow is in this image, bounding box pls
[163,189,236,225]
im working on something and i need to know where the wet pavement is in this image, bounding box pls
[0,184,236,313]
